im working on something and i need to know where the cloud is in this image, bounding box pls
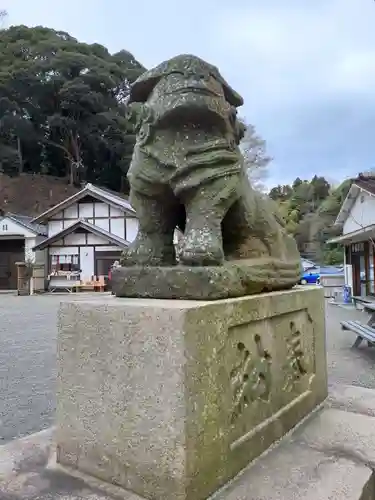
[2,0,375,187]
[209,0,375,185]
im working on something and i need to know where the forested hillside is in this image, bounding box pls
[0,25,144,191]
[269,176,352,264]
[0,173,80,216]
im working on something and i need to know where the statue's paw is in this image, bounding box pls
[179,230,224,266]
[179,246,224,267]
[121,249,161,267]
[121,237,176,267]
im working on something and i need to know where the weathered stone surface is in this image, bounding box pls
[0,428,53,479]
[0,427,144,499]
[2,417,374,500]
[7,386,375,499]
[112,260,301,300]
[295,408,375,468]
[56,286,326,500]
[117,54,301,298]
[5,389,375,499]
[328,383,375,417]
[213,441,375,500]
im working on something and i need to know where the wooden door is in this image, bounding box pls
[351,254,361,296]
[0,239,25,289]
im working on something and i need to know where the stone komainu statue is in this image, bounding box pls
[115,54,301,299]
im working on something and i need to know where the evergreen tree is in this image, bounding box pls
[0,25,145,190]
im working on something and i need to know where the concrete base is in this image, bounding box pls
[55,286,327,500]
[1,384,375,499]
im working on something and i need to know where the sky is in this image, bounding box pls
[2,0,375,188]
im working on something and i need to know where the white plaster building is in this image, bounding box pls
[32,183,138,291]
[0,212,47,290]
[328,174,375,298]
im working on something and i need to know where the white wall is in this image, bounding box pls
[111,218,125,239]
[95,218,110,231]
[48,220,64,236]
[52,201,112,221]
[87,233,111,245]
[42,197,135,282]
[47,218,75,233]
[25,237,36,263]
[48,231,121,280]
[80,247,94,281]
[46,200,133,242]
[95,245,122,251]
[50,239,64,246]
[0,217,35,238]
[126,218,138,242]
[34,236,48,266]
[64,233,86,245]
[79,202,93,218]
[94,202,109,217]
[64,204,78,219]
[0,220,47,269]
[110,205,122,217]
[62,220,76,231]
[49,246,79,256]
[343,191,375,234]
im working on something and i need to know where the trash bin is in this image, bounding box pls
[343,285,352,304]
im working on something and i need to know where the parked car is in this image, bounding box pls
[299,267,320,285]
[301,258,317,271]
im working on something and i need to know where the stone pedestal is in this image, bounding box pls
[56,286,327,500]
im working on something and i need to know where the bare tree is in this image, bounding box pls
[0,9,7,28]
[239,121,272,192]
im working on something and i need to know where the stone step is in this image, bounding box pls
[2,384,375,499]
[211,439,374,500]
[212,383,375,500]
[328,383,375,417]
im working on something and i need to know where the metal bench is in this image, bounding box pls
[341,320,375,348]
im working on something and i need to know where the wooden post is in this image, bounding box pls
[15,262,30,296]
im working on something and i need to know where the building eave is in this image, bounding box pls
[31,183,135,224]
[334,185,359,226]
[334,183,375,226]
[33,219,130,251]
[0,215,40,237]
[6,213,47,236]
[327,224,375,244]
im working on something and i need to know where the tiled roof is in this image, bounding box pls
[88,184,134,213]
[335,173,375,226]
[32,182,135,223]
[354,174,375,195]
[6,212,47,236]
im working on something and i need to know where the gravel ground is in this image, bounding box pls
[0,293,107,444]
[0,293,374,444]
